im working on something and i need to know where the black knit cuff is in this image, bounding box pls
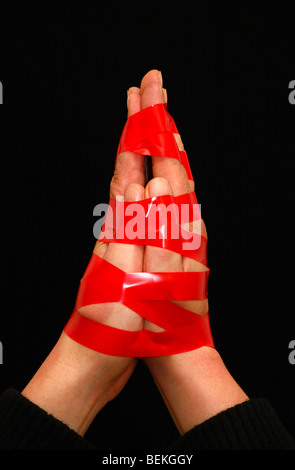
[0,389,96,450]
[171,398,295,450]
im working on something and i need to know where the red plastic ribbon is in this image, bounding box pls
[64,254,213,357]
[117,103,194,180]
[64,103,214,357]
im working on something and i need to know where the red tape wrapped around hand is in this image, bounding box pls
[117,103,194,181]
[64,254,214,356]
[64,103,214,357]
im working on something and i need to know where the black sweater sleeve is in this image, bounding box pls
[170,398,295,450]
[0,389,294,450]
[0,389,96,450]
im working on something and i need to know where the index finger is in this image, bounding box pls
[140,72,194,197]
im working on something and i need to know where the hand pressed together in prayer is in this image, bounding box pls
[22,70,248,436]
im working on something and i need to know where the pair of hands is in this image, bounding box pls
[22,70,248,438]
[80,69,208,387]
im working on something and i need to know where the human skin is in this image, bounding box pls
[22,70,248,437]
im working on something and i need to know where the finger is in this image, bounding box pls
[140,71,192,197]
[143,177,182,332]
[140,70,166,184]
[140,69,165,108]
[163,88,168,104]
[143,177,183,274]
[95,86,142,263]
[102,182,145,330]
[110,87,145,199]
[127,87,141,118]
[104,183,145,273]
[91,183,145,331]
[141,73,207,274]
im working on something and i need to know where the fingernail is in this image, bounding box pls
[125,184,143,202]
[158,84,164,101]
[158,71,164,100]
[158,70,163,86]
[148,177,171,198]
[163,88,168,104]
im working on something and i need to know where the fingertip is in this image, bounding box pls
[140,70,165,109]
[93,240,108,258]
[127,87,141,117]
[163,88,168,104]
[145,177,172,199]
[125,183,145,202]
[140,69,161,89]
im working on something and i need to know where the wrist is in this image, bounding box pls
[145,347,248,435]
[22,332,123,435]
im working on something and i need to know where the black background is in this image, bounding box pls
[0,1,294,450]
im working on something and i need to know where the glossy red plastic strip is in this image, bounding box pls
[64,254,213,357]
[71,254,209,304]
[65,311,214,357]
[117,103,194,180]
